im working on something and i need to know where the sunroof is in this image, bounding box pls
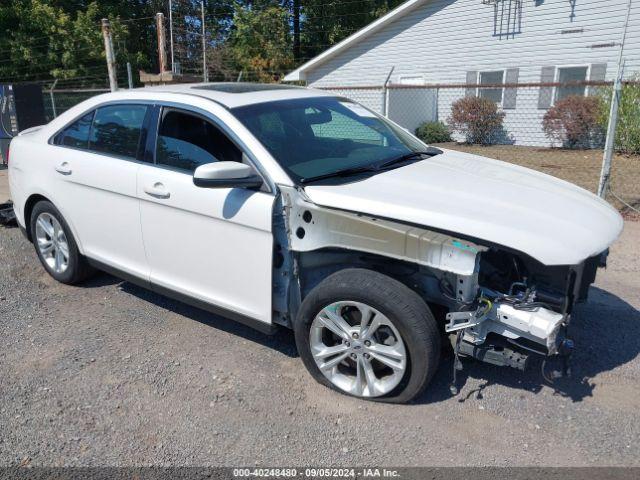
[192,83,302,94]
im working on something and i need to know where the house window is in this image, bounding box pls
[556,66,588,101]
[478,71,504,104]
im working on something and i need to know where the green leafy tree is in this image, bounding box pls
[230,3,294,82]
[598,79,640,155]
[0,0,128,84]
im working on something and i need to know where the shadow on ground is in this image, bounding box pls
[115,278,298,359]
[417,287,640,405]
[91,274,640,404]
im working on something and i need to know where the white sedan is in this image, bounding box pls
[8,83,622,402]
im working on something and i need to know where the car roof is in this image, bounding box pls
[137,82,336,109]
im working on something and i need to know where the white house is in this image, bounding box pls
[285,0,640,147]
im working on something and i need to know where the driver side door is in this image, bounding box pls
[137,105,275,327]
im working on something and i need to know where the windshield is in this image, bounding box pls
[231,96,426,182]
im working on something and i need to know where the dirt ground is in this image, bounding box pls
[435,143,640,214]
[1,175,640,467]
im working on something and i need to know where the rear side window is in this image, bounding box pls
[55,112,94,149]
[88,105,147,159]
[156,109,242,172]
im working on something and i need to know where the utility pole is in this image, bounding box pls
[201,1,208,82]
[169,0,175,73]
[101,18,118,92]
[156,13,168,73]
[598,0,633,198]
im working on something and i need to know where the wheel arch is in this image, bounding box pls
[23,194,85,254]
[296,248,450,319]
[23,193,50,241]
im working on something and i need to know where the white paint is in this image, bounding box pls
[282,186,484,276]
[303,147,623,266]
[7,86,623,334]
[137,163,274,323]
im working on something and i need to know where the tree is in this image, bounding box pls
[0,0,410,84]
[229,3,294,82]
[0,0,129,85]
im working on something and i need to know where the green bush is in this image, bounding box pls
[414,121,451,144]
[598,80,640,155]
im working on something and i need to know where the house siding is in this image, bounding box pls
[303,0,640,147]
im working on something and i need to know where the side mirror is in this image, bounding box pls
[193,161,263,189]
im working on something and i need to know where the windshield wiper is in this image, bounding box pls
[299,164,381,184]
[299,147,443,184]
[375,147,443,170]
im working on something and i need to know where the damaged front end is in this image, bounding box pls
[444,246,606,392]
[276,186,607,393]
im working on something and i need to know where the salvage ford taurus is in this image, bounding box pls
[8,83,623,403]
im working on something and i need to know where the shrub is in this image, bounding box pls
[542,95,604,148]
[415,121,451,144]
[597,81,640,155]
[448,96,506,145]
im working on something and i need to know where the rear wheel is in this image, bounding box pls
[294,268,441,403]
[30,201,93,284]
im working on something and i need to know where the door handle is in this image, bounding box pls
[55,162,72,175]
[144,182,170,199]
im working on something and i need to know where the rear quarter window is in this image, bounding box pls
[54,112,94,149]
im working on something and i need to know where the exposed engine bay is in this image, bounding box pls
[274,186,607,391]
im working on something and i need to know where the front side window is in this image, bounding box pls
[156,109,242,172]
[232,97,424,183]
[54,111,94,149]
[88,105,147,159]
[556,66,588,101]
[478,71,505,104]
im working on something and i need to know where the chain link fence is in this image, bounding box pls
[43,88,110,122]
[320,80,640,214]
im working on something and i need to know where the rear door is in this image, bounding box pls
[51,103,150,279]
[137,105,275,325]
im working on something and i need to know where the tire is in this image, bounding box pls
[294,268,441,403]
[30,200,94,284]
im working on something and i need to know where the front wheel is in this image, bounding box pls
[294,268,441,403]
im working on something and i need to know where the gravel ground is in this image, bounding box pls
[0,218,639,467]
[0,170,9,203]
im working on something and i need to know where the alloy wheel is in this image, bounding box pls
[35,212,69,274]
[309,301,407,398]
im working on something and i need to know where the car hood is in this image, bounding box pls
[303,148,623,266]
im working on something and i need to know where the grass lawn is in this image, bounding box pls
[434,143,640,218]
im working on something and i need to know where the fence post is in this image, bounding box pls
[48,79,58,119]
[598,63,625,198]
[101,19,118,92]
[383,66,395,117]
[597,0,632,198]
[126,62,133,89]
